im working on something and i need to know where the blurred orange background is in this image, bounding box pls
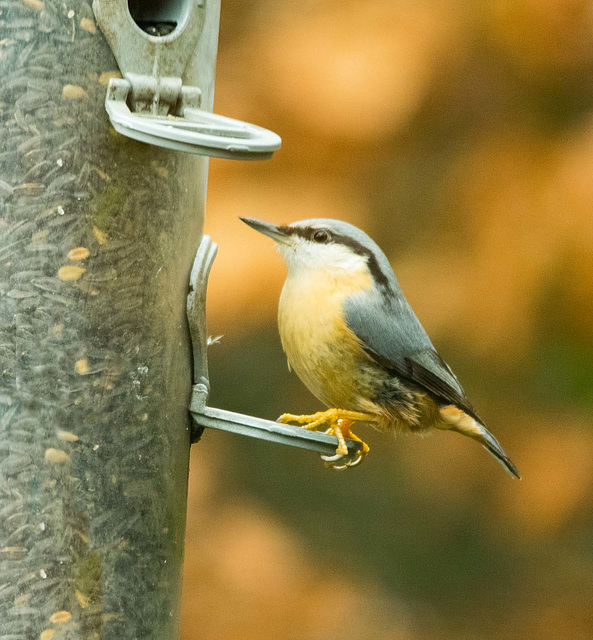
[181,1,593,639]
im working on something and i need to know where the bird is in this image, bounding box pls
[240,216,520,478]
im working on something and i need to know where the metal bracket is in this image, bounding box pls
[187,235,362,461]
[93,0,282,159]
[105,78,281,159]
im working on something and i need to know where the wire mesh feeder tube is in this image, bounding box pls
[0,1,220,639]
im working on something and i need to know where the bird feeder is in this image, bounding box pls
[0,1,356,639]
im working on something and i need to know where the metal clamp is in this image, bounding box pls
[93,0,281,159]
[187,236,362,461]
[105,78,281,159]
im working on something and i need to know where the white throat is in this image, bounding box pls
[277,239,369,279]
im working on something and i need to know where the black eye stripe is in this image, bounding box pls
[278,225,322,241]
[278,225,392,291]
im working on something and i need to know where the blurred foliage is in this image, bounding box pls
[181,1,593,639]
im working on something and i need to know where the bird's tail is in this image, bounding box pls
[439,406,520,479]
[477,426,521,480]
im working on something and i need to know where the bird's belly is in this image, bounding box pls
[285,330,364,409]
[278,278,371,410]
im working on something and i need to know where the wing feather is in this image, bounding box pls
[344,293,482,423]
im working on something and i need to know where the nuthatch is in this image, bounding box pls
[240,216,520,478]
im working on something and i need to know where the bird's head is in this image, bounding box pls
[240,217,396,292]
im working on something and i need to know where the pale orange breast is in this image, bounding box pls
[278,268,373,409]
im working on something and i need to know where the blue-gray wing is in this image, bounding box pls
[344,293,482,424]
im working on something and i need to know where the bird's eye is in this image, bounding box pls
[312,229,330,243]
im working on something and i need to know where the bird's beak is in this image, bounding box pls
[239,217,291,245]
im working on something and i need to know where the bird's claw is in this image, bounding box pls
[320,451,349,471]
[320,446,366,471]
[320,452,345,463]
[345,448,366,467]
[278,409,371,470]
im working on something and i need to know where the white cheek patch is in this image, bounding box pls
[320,244,368,271]
[277,238,368,274]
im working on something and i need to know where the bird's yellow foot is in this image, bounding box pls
[277,408,373,429]
[277,409,372,470]
[327,420,370,468]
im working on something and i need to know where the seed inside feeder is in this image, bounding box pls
[57,430,79,442]
[49,610,72,624]
[44,449,70,464]
[58,265,85,281]
[75,359,90,375]
[67,247,89,261]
